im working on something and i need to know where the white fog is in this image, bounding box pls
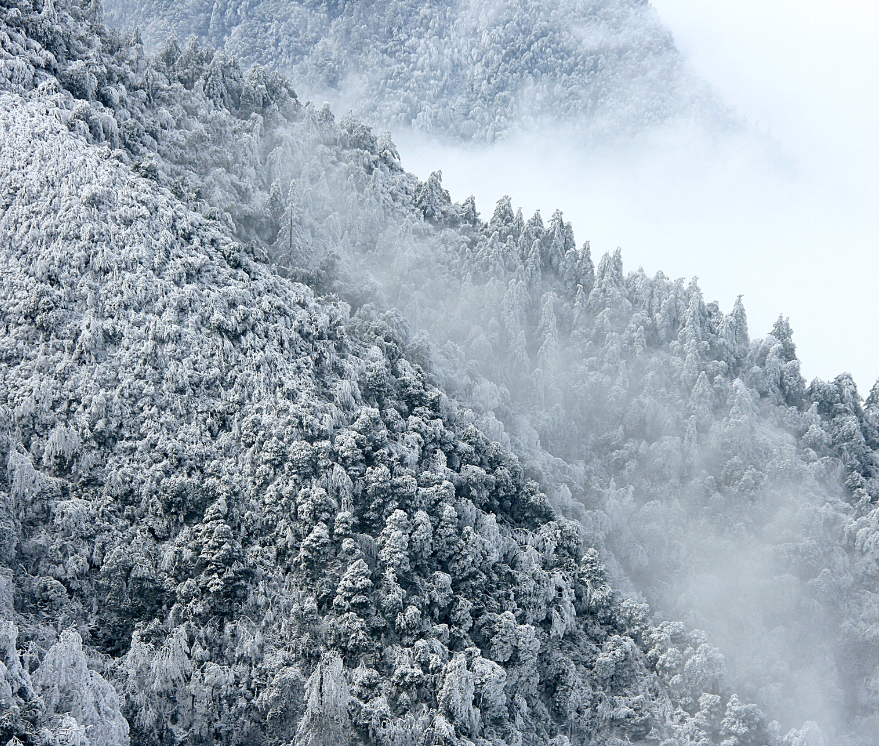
[395,0,879,392]
[3,1,879,744]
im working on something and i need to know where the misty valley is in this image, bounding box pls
[0,1,877,746]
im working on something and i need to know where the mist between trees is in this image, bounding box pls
[2,1,879,745]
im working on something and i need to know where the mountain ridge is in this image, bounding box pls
[0,3,777,745]
[2,1,879,744]
[102,0,732,142]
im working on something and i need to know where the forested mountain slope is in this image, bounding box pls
[377,188,879,739]
[2,1,879,745]
[4,88,701,746]
[101,0,729,141]
[0,2,784,745]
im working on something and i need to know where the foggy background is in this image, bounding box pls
[395,0,879,393]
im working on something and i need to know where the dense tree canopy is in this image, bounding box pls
[101,0,730,142]
[1,1,878,745]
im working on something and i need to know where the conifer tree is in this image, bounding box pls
[294,653,353,746]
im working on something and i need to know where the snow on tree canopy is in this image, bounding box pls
[2,0,879,744]
[0,58,753,746]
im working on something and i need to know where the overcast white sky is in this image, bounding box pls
[397,0,879,392]
[649,0,879,390]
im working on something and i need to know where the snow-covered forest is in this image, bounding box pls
[102,0,732,142]
[1,1,877,745]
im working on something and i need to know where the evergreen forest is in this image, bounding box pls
[0,1,877,745]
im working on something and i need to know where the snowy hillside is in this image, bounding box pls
[101,0,729,141]
[2,1,879,745]
[0,2,772,745]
